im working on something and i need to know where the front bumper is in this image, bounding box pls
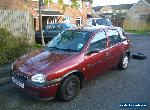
[11,76,60,99]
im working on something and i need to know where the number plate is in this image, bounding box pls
[12,77,24,88]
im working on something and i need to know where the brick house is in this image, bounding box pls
[94,5,113,17]
[0,0,92,30]
[123,0,150,31]
[32,0,92,30]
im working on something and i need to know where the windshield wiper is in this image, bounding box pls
[47,46,60,50]
[59,48,79,52]
[47,46,78,52]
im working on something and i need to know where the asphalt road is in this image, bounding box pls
[0,33,150,110]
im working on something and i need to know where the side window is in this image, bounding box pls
[56,25,64,30]
[108,29,121,46]
[88,31,107,51]
[119,29,127,41]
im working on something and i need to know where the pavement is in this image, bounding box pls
[0,33,150,110]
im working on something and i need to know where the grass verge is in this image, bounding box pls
[126,30,150,35]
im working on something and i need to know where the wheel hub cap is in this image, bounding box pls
[66,81,77,95]
[123,56,128,68]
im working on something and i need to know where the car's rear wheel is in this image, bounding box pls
[118,54,129,70]
[57,75,80,102]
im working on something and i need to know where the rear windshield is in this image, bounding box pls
[96,19,112,26]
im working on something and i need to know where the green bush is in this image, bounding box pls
[0,28,31,65]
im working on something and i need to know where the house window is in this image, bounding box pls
[140,15,149,20]
[76,17,82,27]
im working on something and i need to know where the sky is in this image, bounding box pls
[92,0,139,6]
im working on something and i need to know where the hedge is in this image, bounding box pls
[0,28,31,65]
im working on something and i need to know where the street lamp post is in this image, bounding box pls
[39,0,45,47]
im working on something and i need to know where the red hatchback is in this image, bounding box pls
[12,26,130,101]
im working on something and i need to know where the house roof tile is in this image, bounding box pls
[93,4,134,12]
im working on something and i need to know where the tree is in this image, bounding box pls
[39,0,93,46]
[39,0,80,46]
[71,0,79,8]
[39,0,45,46]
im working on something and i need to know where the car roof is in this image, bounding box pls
[47,23,65,25]
[47,23,75,25]
[77,26,121,32]
[89,18,110,20]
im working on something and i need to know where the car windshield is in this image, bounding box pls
[96,19,112,26]
[47,30,91,52]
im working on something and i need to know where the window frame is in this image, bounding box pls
[88,30,107,52]
[107,29,122,47]
[76,17,82,27]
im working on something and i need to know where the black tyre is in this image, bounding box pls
[132,53,146,60]
[57,75,80,102]
[118,54,129,70]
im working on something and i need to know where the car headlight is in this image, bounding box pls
[11,63,14,71]
[31,74,46,83]
[11,61,16,71]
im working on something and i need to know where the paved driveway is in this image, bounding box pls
[0,34,150,110]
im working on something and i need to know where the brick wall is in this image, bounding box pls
[0,0,37,16]
[0,0,24,11]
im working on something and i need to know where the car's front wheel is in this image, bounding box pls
[57,75,80,102]
[118,54,129,70]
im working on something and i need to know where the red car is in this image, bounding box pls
[11,26,130,101]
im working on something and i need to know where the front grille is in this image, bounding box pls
[14,72,28,81]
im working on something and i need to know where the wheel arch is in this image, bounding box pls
[125,50,130,59]
[61,70,84,89]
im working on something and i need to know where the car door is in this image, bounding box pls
[84,30,109,78]
[106,29,123,68]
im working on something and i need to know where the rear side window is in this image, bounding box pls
[116,28,127,41]
[88,30,107,51]
[96,19,112,26]
[55,25,64,30]
[108,29,121,46]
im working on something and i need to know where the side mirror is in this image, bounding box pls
[85,50,99,56]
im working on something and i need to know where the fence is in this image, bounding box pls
[0,9,35,43]
[123,19,150,31]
